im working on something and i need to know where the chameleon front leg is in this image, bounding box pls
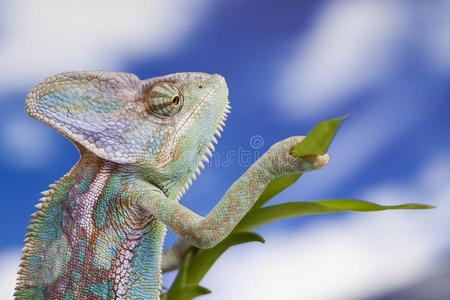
[134,136,329,249]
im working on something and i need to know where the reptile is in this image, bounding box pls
[15,71,329,299]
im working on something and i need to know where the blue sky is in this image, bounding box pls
[0,0,449,299]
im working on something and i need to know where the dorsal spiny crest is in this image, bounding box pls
[143,82,184,117]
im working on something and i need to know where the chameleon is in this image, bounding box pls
[15,71,329,299]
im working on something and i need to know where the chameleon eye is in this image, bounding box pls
[144,82,183,117]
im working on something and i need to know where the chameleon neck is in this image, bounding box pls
[16,151,166,299]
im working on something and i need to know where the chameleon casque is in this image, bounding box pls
[15,71,329,299]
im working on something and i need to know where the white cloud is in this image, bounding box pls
[0,249,21,300]
[202,155,450,300]
[0,116,56,168]
[420,1,450,73]
[275,0,407,118]
[0,0,210,93]
[275,0,450,119]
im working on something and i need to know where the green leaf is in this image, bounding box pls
[252,173,302,210]
[253,117,346,211]
[291,116,347,157]
[170,248,197,290]
[315,199,435,211]
[185,232,265,285]
[236,199,434,231]
[164,285,211,300]
[237,202,337,231]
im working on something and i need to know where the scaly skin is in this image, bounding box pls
[15,71,329,299]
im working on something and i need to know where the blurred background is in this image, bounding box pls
[0,0,449,299]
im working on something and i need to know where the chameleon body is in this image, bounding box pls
[15,71,329,299]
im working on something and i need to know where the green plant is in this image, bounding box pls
[162,116,433,300]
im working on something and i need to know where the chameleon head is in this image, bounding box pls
[25,71,229,197]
